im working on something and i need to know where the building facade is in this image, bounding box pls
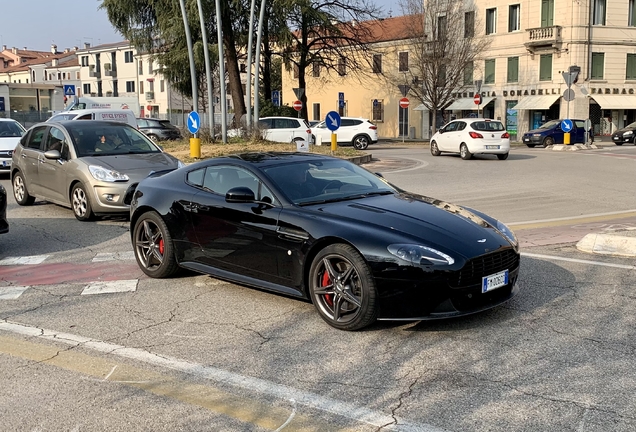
[282,0,636,140]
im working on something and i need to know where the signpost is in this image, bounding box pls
[399,97,410,143]
[187,111,201,158]
[474,80,483,118]
[561,119,573,145]
[474,93,482,118]
[293,100,303,112]
[272,90,280,107]
[326,110,341,153]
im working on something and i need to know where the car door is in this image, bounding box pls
[312,121,331,145]
[17,125,48,196]
[574,120,586,143]
[337,119,355,142]
[188,164,290,285]
[437,121,459,151]
[550,124,564,144]
[37,126,71,204]
[271,118,296,142]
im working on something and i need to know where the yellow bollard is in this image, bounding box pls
[190,137,201,158]
[331,133,337,152]
[564,132,570,145]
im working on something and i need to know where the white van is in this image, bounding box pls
[47,109,138,128]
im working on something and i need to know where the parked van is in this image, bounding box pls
[47,109,138,128]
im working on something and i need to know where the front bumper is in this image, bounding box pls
[612,134,634,144]
[522,135,545,145]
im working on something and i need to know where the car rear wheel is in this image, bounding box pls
[71,183,94,221]
[497,153,509,160]
[460,143,472,160]
[615,142,623,146]
[526,144,536,148]
[352,135,369,150]
[309,244,378,331]
[430,141,441,156]
[132,211,179,278]
[543,137,554,147]
[12,171,35,206]
[147,134,159,142]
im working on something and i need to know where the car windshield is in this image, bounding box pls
[0,120,26,138]
[48,113,79,122]
[538,120,561,129]
[159,120,177,129]
[625,121,636,129]
[67,122,161,157]
[263,158,396,205]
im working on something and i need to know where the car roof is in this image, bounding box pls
[62,108,134,115]
[32,120,137,130]
[0,118,20,122]
[194,152,340,168]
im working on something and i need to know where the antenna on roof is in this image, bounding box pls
[388,8,392,18]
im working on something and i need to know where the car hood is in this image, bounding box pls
[313,193,514,258]
[524,127,553,135]
[612,126,635,135]
[80,153,179,176]
[0,137,21,151]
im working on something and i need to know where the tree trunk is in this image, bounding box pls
[221,8,246,127]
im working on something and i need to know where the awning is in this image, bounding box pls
[446,97,495,111]
[413,104,428,111]
[589,94,636,109]
[510,94,560,110]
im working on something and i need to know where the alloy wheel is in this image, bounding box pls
[312,253,364,324]
[134,219,165,271]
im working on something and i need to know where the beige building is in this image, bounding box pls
[283,1,636,140]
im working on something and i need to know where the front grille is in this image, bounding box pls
[449,248,519,288]
[0,150,12,157]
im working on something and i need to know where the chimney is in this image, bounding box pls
[24,47,27,50]
[51,44,57,54]
[52,59,58,67]
[1,45,5,51]
[73,46,79,51]
[64,48,70,53]
[12,47,18,54]
[83,42,90,49]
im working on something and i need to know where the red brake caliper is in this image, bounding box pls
[322,271,333,307]
[159,238,164,255]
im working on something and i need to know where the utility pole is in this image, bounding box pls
[215,0,227,142]
[196,0,214,139]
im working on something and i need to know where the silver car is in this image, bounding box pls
[11,120,183,221]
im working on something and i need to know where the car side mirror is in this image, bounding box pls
[44,149,62,160]
[375,172,384,178]
[226,186,256,203]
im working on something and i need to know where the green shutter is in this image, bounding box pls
[507,57,518,83]
[592,52,604,79]
[539,54,552,81]
[627,54,636,79]
[464,62,474,85]
[541,0,554,27]
[485,59,495,84]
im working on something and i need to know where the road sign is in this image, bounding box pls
[338,99,345,108]
[338,92,344,101]
[63,85,76,96]
[293,100,303,111]
[272,90,280,107]
[474,80,483,93]
[474,94,482,105]
[399,97,410,109]
[325,111,341,131]
[373,99,378,107]
[292,88,305,100]
[562,71,578,88]
[561,119,574,133]
[0,96,4,112]
[397,84,411,97]
[187,111,200,134]
[563,88,575,102]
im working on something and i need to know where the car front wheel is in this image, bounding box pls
[12,171,35,206]
[497,153,509,160]
[352,135,369,150]
[309,244,378,331]
[132,211,179,278]
[71,183,94,221]
[543,137,555,147]
[460,143,472,160]
[430,141,441,156]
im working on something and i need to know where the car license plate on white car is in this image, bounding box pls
[485,145,500,149]
[482,270,509,293]
[2,160,10,167]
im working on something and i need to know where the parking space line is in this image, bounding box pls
[510,209,636,230]
[521,252,636,269]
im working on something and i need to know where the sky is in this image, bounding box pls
[2,0,399,53]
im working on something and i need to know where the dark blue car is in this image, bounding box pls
[522,119,588,147]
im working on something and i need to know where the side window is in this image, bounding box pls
[27,126,47,150]
[340,119,354,127]
[445,122,458,132]
[259,119,272,129]
[44,127,66,153]
[456,122,467,131]
[202,166,273,201]
[574,120,585,129]
[137,119,148,128]
[186,168,205,187]
[77,114,92,120]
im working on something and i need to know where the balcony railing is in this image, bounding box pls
[105,69,117,77]
[525,26,562,52]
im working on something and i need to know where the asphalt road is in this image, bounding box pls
[2,143,636,431]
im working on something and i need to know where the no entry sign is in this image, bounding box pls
[399,97,409,109]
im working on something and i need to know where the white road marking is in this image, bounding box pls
[81,280,138,295]
[383,158,428,174]
[0,321,444,432]
[104,365,118,381]
[508,209,636,226]
[275,399,297,432]
[0,255,49,265]
[0,286,29,300]
[92,251,135,262]
[521,252,636,270]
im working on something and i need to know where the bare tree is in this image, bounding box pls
[384,0,491,133]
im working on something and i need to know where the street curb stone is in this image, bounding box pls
[576,229,636,257]
[546,143,603,151]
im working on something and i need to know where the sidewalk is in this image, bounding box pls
[577,229,636,257]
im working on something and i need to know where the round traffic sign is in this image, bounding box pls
[293,100,303,111]
[561,119,574,133]
[474,94,482,105]
[399,97,410,109]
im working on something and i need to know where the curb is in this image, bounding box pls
[546,143,603,151]
[576,230,636,257]
[346,154,373,165]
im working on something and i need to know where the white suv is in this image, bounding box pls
[0,118,27,171]
[310,117,378,150]
[430,118,510,160]
[258,117,312,143]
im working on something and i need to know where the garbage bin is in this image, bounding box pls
[409,126,416,139]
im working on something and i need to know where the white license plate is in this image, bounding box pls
[2,160,10,167]
[482,269,509,293]
[485,145,500,149]
[523,138,530,141]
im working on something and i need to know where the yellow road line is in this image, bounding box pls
[510,211,636,231]
[0,335,363,431]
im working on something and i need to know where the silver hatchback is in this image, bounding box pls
[11,120,183,221]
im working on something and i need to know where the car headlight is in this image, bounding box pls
[88,165,129,182]
[177,160,185,168]
[388,244,455,266]
[532,134,541,137]
[624,131,634,136]
[496,220,518,248]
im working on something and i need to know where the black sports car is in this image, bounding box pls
[129,152,520,330]
[611,121,636,145]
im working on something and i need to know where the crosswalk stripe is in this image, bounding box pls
[0,255,49,265]
[81,280,138,295]
[0,286,29,300]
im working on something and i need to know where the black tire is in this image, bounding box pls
[147,134,159,142]
[309,244,378,330]
[430,140,441,156]
[71,183,95,221]
[543,137,555,147]
[352,135,369,150]
[132,211,179,278]
[12,171,35,206]
[526,144,536,148]
[497,153,509,160]
[615,142,623,146]
[460,143,472,160]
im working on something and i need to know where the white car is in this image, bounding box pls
[0,119,27,171]
[310,117,378,150]
[430,118,511,160]
[258,117,312,143]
